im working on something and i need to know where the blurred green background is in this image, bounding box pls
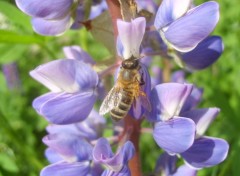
[0,0,239,175]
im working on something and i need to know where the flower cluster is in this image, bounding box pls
[16,0,230,175]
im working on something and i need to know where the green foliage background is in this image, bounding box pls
[0,0,239,175]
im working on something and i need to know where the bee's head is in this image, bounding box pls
[122,57,139,69]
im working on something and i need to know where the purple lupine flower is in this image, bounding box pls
[93,138,135,175]
[15,0,107,35]
[147,83,196,154]
[115,17,151,119]
[30,47,99,124]
[2,62,21,90]
[180,108,229,168]
[41,133,93,176]
[154,0,219,52]
[46,109,106,141]
[180,36,224,71]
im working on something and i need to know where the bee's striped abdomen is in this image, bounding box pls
[110,87,134,121]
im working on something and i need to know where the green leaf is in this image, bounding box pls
[0,1,32,32]
[0,30,44,44]
[0,153,19,173]
[0,44,29,64]
[88,11,116,55]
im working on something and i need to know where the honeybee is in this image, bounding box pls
[99,56,151,121]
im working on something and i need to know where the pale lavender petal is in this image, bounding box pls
[45,148,63,163]
[40,161,90,176]
[32,15,72,36]
[181,86,203,112]
[63,46,95,65]
[148,83,193,122]
[117,17,146,59]
[173,164,197,176]
[154,152,177,175]
[181,136,229,169]
[16,0,73,19]
[43,133,92,161]
[101,165,130,176]
[164,2,219,52]
[154,0,191,29]
[153,117,195,154]
[93,138,135,172]
[181,36,223,70]
[181,108,220,136]
[46,124,80,135]
[33,91,96,124]
[30,59,98,93]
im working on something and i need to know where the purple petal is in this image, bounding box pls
[171,70,185,83]
[181,86,203,112]
[129,63,151,119]
[46,123,80,136]
[16,0,73,19]
[30,59,98,93]
[151,66,163,88]
[147,83,193,122]
[181,36,223,70]
[153,117,195,154]
[164,2,219,52]
[101,165,131,176]
[173,164,197,176]
[31,15,72,36]
[40,161,90,176]
[43,133,93,161]
[181,108,220,136]
[117,17,146,59]
[63,46,96,65]
[154,152,177,175]
[33,91,96,124]
[154,0,192,29]
[45,148,63,163]
[93,138,135,172]
[181,136,229,169]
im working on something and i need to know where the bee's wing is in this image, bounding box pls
[99,86,123,115]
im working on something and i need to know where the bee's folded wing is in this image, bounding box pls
[99,86,123,115]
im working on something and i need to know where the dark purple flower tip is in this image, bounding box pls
[181,86,203,112]
[181,36,223,70]
[40,161,90,176]
[31,15,72,36]
[63,46,96,65]
[181,136,229,169]
[42,133,93,162]
[154,0,192,29]
[173,164,197,176]
[181,108,220,136]
[129,63,151,119]
[16,0,74,19]
[117,17,146,59]
[164,2,220,52]
[153,117,196,154]
[102,165,131,176]
[45,148,63,164]
[30,59,98,93]
[93,138,135,172]
[154,152,177,175]
[147,83,193,122]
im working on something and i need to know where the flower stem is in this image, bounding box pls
[124,115,142,176]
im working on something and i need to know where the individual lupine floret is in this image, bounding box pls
[147,83,196,154]
[93,138,135,176]
[15,0,107,35]
[115,17,151,119]
[154,0,219,52]
[30,47,99,124]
